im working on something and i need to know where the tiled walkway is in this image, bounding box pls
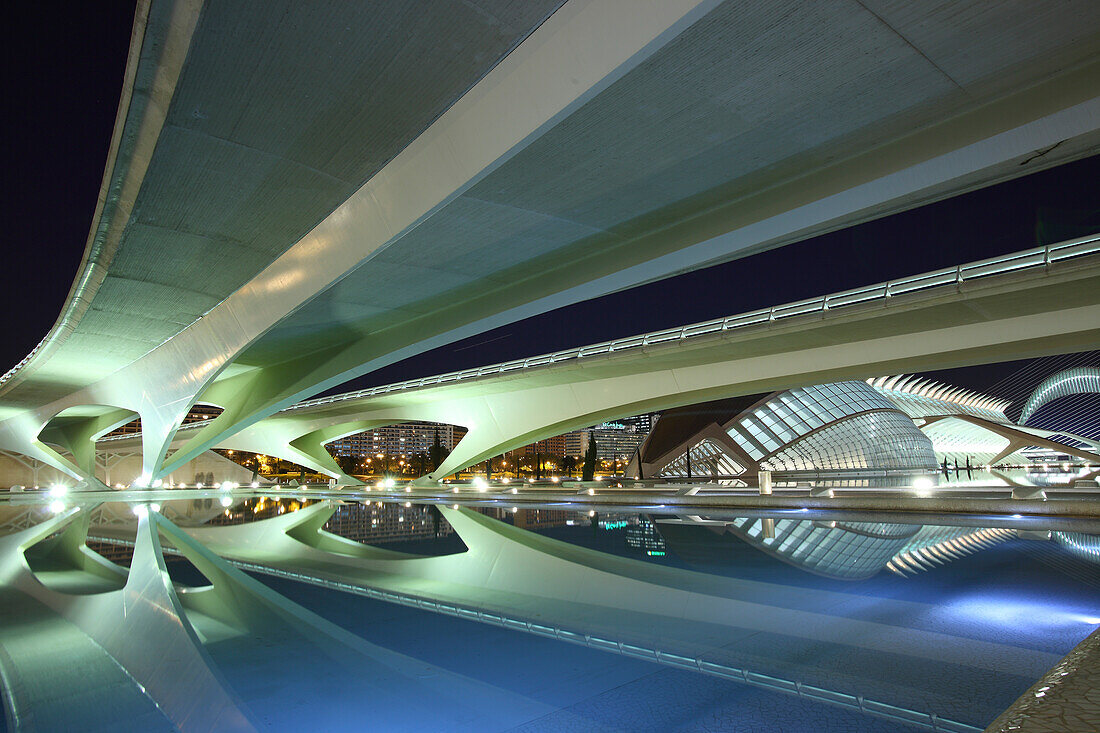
[984,627,1100,732]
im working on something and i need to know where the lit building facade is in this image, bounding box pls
[637,381,936,484]
[327,422,466,458]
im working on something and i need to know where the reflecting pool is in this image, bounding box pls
[0,494,1097,732]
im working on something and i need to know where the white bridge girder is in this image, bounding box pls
[3,1,1100,490]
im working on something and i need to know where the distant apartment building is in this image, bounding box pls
[510,414,657,461]
[590,414,655,460]
[327,421,466,457]
[513,433,567,457]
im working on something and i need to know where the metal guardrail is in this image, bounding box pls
[289,234,1100,411]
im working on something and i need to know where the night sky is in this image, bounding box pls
[2,3,1097,401]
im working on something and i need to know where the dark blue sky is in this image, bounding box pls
[2,2,1097,398]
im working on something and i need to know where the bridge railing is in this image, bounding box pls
[281,233,1100,410]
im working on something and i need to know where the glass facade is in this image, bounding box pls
[726,381,900,461]
[761,411,936,472]
[918,417,1015,464]
[658,439,745,480]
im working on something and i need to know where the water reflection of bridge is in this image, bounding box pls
[82,499,1080,730]
[2,492,1097,731]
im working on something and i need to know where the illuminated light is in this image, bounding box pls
[150,503,161,512]
[588,510,595,517]
[551,476,559,483]
[251,481,259,488]
[132,505,149,518]
[511,487,518,494]
[1012,514,1022,519]
[49,501,65,514]
[511,507,518,513]
[452,504,459,510]
[151,479,163,488]
[384,478,395,489]
[912,476,934,491]
[528,478,535,484]
[47,484,68,498]
[220,496,233,507]
[452,487,459,493]
[404,501,411,508]
[501,477,510,484]
[196,482,204,489]
[405,486,412,493]
[587,488,595,496]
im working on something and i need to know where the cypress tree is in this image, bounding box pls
[581,430,598,481]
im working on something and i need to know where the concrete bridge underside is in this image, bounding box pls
[3,0,1100,488]
[156,250,1100,486]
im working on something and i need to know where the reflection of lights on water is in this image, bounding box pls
[220,496,233,507]
[948,598,1100,631]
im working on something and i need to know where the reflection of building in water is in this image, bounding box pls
[321,502,452,544]
[657,516,920,580]
[625,517,666,556]
[512,509,572,530]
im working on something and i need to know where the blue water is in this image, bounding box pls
[252,572,911,732]
[148,510,1100,730]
